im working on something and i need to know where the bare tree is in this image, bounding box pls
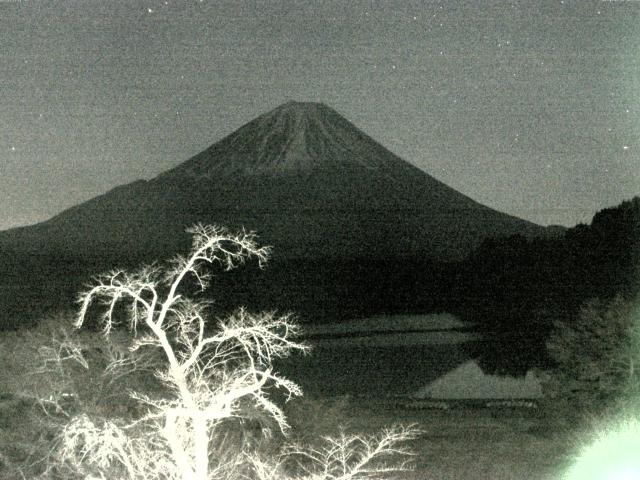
[54,224,419,480]
[281,425,420,479]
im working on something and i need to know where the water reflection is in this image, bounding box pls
[277,316,483,396]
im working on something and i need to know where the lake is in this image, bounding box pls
[276,313,483,396]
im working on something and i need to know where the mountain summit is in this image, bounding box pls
[1,101,549,262]
[162,101,428,179]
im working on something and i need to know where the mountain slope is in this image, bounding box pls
[0,101,549,263]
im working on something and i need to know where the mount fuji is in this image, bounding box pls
[0,101,549,262]
[0,101,557,322]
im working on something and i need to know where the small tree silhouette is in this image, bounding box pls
[56,224,418,480]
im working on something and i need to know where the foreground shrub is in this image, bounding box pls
[544,295,640,409]
[32,224,419,479]
[0,311,161,479]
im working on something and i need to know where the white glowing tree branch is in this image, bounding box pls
[65,224,307,480]
[255,425,421,480]
[56,223,418,480]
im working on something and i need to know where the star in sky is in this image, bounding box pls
[0,0,638,231]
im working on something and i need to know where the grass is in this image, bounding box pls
[0,392,577,479]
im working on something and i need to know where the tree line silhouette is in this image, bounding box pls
[0,198,637,376]
[452,196,640,373]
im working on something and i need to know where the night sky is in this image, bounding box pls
[1,0,638,230]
